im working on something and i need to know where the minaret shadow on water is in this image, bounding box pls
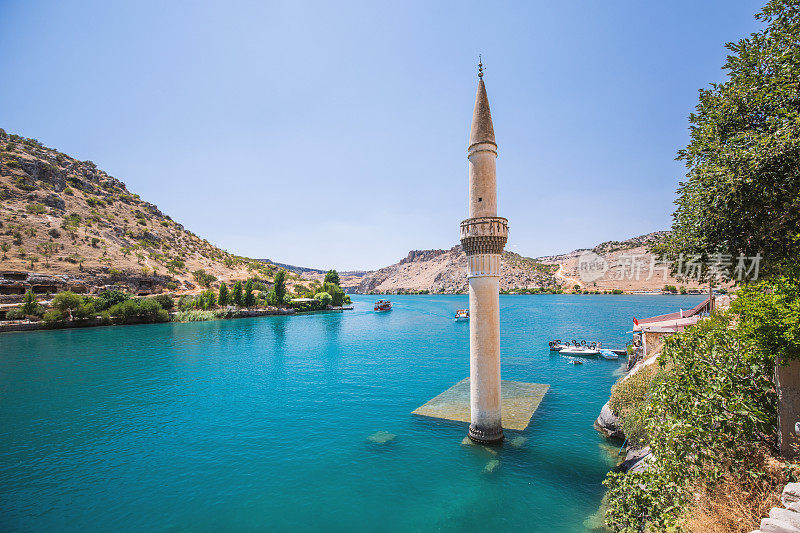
[461,59,508,444]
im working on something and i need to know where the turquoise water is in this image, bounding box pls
[0,294,704,532]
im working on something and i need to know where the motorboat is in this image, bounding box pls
[374,300,392,312]
[561,346,600,357]
[599,349,619,360]
[549,339,570,351]
[455,309,469,321]
[550,339,601,354]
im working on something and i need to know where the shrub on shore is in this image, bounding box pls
[42,309,66,325]
[608,364,657,447]
[314,292,332,307]
[108,298,168,324]
[174,310,218,322]
[96,289,130,311]
[5,308,25,320]
[148,293,174,311]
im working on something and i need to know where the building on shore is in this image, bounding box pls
[631,296,714,358]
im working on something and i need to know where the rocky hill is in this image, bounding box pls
[536,231,705,292]
[353,245,560,294]
[350,232,706,295]
[0,129,307,299]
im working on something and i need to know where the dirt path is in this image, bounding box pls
[555,264,582,289]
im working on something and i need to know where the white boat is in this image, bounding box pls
[599,349,619,360]
[455,309,469,321]
[548,339,570,351]
[560,346,600,357]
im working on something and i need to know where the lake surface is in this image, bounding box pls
[0,294,704,532]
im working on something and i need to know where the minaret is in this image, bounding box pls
[460,59,508,443]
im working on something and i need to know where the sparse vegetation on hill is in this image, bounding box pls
[0,129,310,296]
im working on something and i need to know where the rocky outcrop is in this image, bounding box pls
[751,483,800,533]
[399,249,448,264]
[783,484,800,507]
[355,245,561,294]
[618,446,653,473]
[594,402,624,439]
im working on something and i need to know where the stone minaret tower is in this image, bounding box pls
[460,61,508,443]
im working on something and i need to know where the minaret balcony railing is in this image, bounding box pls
[460,216,508,256]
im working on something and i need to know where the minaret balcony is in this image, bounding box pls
[460,216,508,256]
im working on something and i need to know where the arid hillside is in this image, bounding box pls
[353,245,561,294]
[0,129,307,298]
[349,232,708,295]
[536,231,706,292]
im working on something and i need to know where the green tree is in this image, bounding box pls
[232,280,243,307]
[273,269,287,303]
[323,269,340,286]
[149,294,174,311]
[1,242,8,260]
[96,289,130,310]
[51,291,83,321]
[315,291,332,307]
[218,282,229,306]
[192,269,217,288]
[37,242,58,267]
[21,290,39,315]
[196,289,217,310]
[243,279,255,307]
[322,281,345,307]
[653,0,800,279]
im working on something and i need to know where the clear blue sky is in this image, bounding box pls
[0,1,764,270]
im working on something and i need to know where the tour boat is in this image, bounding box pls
[455,309,470,321]
[374,300,392,312]
[599,349,619,360]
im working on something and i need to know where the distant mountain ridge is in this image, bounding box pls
[347,232,704,294]
[351,245,560,294]
[261,259,366,277]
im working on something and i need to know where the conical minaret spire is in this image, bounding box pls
[469,78,496,149]
[460,60,508,444]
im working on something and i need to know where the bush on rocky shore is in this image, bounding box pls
[608,364,657,447]
[603,275,800,532]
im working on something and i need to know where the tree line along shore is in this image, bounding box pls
[0,269,351,332]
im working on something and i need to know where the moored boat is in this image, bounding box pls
[455,309,470,321]
[561,342,602,357]
[549,339,570,351]
[374,300,392,312]
[599,349,619,360]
